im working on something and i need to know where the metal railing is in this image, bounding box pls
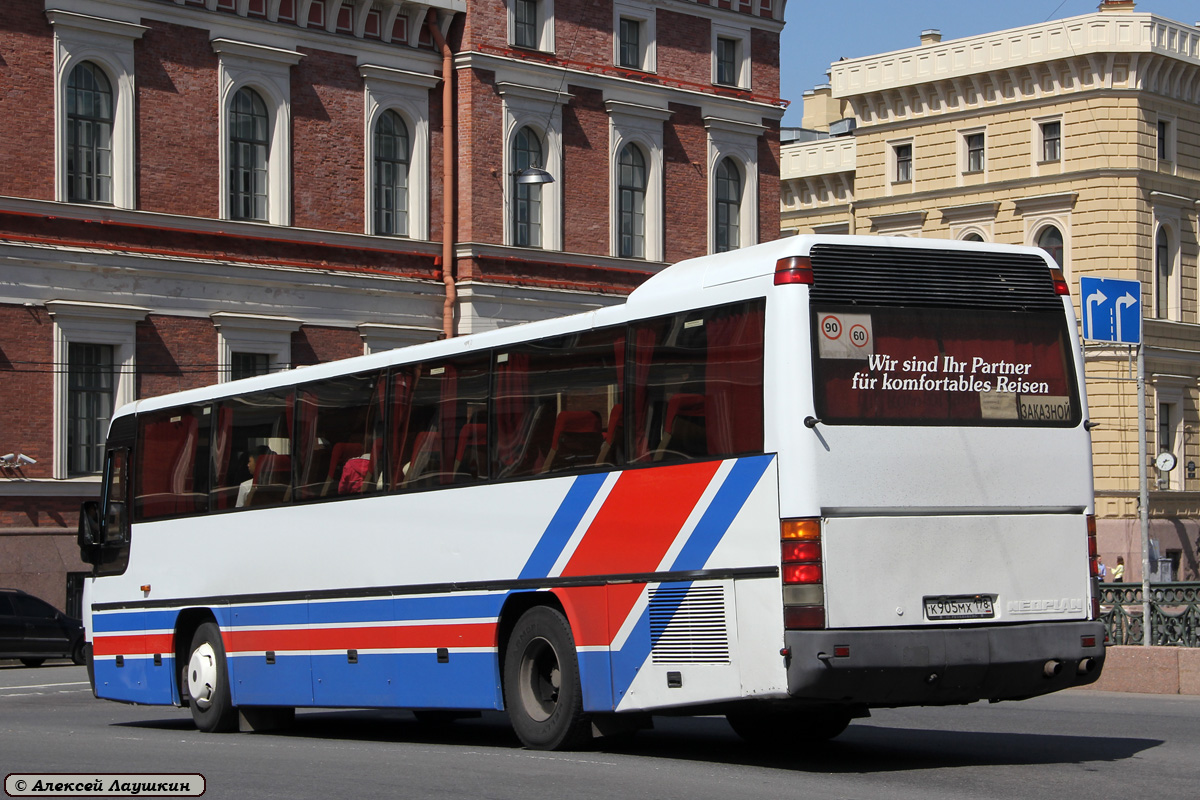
[1100,582,1200,647]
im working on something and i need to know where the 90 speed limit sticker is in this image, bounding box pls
[817,313,874,359]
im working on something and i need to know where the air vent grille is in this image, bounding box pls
[649,586,729,665]
[809,244,1062,311]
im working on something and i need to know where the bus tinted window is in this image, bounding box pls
[493,327,625,479]
[134,407,209,521]
[812,307,1080,425]
[211,388,295,510]
[295,372,386,501]
[630,300,765,463]
[391,356,489,488]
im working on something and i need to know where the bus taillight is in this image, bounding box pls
[1050,267,1069,296]
[782,518,825,629]
[1087,514,1100,620]
[774,256,814,286]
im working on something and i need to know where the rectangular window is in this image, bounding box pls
[391,356,490,489]
[134,407,210,521]
[619,17,641,69]
[514,0,538,48]
[965,133,985,173]
[294,372,386,502]
[630,300,765,464]
[231,352,271,381]
[894,143,912,182]
[716,37,739,86]
[812,307,1080,426]
[1041,121,1061,162]
[1158,119,1172,161]
[493,327,626,479]
[67,343,114,475]
[210,388,294,510]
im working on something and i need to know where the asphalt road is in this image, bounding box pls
[1,660,1195,800]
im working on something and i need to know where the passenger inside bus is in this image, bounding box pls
[235,445,274,507]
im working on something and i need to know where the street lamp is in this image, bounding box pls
[514,164,554,185]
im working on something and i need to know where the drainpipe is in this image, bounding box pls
[428,12,456,339]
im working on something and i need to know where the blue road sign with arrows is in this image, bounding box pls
[1079,276,1141,344]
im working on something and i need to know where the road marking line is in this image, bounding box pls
[0,681,89,691]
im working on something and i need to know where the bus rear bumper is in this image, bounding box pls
[784,621,1106,707]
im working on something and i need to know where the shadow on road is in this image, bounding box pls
[113,708,1160,773]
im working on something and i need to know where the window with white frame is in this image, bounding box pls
[1039,119,1061,163]
[361,64,436,241]
[510,0,554,51]
[512,126,544,248]
[1152,381,1184,490]
[1037,225,1065,268]
[1157,117,1174,163]
[210,312,301,383]
[66,62,114,205]
[48,11,146,210]
[706,116,761,254]
[614,2,655,73]
[617,144,647,258]
[963,130,985,173]
[1156,225,1176,320]
[715,158,742,252]
[373,110,409,236]
[213,39,302,226]
[46,300,146,480]
[499,82,566,251]
[712,23,750,88]
[607,99,668,262]
[892,140,912,183]
[229,87,269,221]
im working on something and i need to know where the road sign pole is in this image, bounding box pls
[1137,341,1151,647]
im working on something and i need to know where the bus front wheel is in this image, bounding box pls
[503,606,590,751]
[186,622,238,733]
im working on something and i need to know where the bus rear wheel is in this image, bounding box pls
[186,622,238,733]
[726,706,853,747]
[503,606,590,751]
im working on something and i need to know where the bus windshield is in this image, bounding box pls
[812,306,1080,426]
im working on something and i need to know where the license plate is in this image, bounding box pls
[923,594,995,621]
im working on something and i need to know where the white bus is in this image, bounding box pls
[78,235,1104,750]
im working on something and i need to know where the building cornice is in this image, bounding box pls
[831,12,1200,99]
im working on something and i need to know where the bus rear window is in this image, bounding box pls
[812,306,1080,426]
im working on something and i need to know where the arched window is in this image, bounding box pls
[66,62,113,205]
[715,157,741,253]
[512,126,543,248]
[374,110,410,236]
[1157,227,1172,319]
[617,145,646,258]
[962,232,985,243]
[229,87,269,221]
[1037,225,1064,267]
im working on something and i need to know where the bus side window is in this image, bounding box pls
[630,300,764,464]
[493,326,624,480]
[210,388,294,510]
[133,406,208,521]
[294,371,386,502]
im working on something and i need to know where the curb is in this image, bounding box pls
[1075,646,1200,695]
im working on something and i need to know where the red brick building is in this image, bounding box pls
[0,0,785,612]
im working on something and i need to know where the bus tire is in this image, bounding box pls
[503,606,591,751]
[186,622,238,733]
[727,706,852,746]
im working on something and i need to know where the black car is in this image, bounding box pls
[0,589,85,667]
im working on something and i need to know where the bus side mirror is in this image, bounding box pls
[78,500,103,564]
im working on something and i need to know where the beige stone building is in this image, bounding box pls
[781,1,1200,581]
